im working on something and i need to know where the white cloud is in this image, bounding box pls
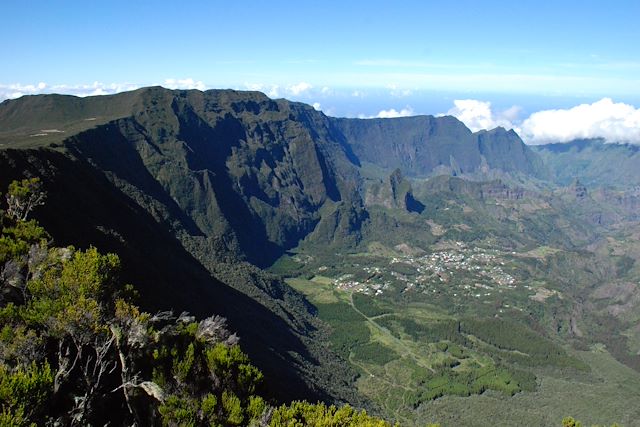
[501,105,522,122]
[444,99,517,132]
[312,102,321,111]
[244,83,280,98]
[0,82,49,99]
[443,98,640,145]
[163,78,207,91]
[519,98,640,145]
[375,106,414,119]
[286,82,312,96]
[245,82,316,98]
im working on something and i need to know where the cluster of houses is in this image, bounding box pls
[328,242,519,300]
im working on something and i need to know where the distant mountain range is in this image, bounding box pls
[533,138,640,188]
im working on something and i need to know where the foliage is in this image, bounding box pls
[460,319,588,370]
[0,180,396,426]
[407,363,536,404]
[5,178,45,222]
[316,302,370,359]
[561,416,621,427]
[352,342,398,365]
[0,361,52,425]
[0,180,267,425]
[269,401,396,427]
[352,293,390,317]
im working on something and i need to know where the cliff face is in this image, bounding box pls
[335,115,480,175]
[0,89,372,405]
[334,116,546,178]
[0,87,547,264]
[364,168,425,213]
[55,88,361,266]
[0,147,360,404]
[476,127,548,177]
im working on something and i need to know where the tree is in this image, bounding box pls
[5,178,45,221]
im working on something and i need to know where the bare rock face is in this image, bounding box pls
[570,179,588,199]
[335,117,546,179]
[364,168,424,213]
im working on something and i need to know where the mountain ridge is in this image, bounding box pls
[0,86,545,180]
[533,137,640,188]
[0,87,549,263]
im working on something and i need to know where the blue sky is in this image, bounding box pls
[2,0,640,143]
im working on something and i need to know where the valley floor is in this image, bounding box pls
[275,240,640,427]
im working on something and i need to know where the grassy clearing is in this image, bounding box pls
[285,277,340,304]
[311,275,335,285]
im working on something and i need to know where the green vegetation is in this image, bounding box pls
[283,237,635,425]
[408,363,533,402]
[533,138,640,189]
[316,302,370,359]
[460,319,589,370]
[353,293,391,317]
[270,401,397,427]
[0,179,394,426]
[562,416,621,427]
[353,342,399,365]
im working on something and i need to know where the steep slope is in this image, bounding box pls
[0,89,144,148]
[1,87,362,266]
[476,127,547,177]
[0,87,549,264]
[0,148,366,405]
[364,168,424,213]
[334,116,546,178]
[0,88,371,406]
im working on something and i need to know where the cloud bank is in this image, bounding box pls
[444,100,518,133]
[243,81,315,98]
[287,82,312,96]
[518,98,640,144]
[446,98,640,145]
[163,78,207,91]
[375,107,415,119]
[0,78,207,101]
[357,106,415,119]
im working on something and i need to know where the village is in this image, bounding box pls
[327,242,519,301]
